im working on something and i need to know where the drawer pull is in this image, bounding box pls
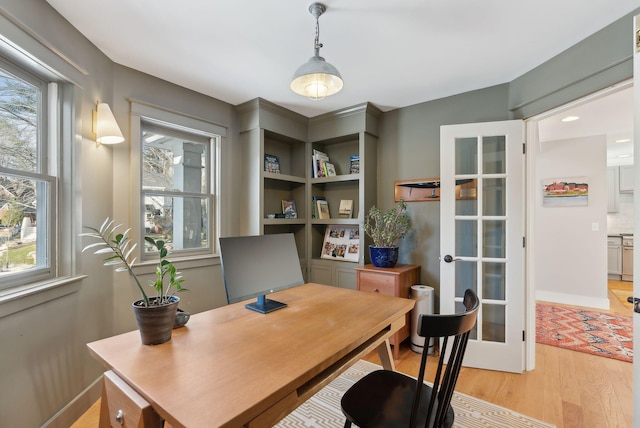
[373,288,379,293]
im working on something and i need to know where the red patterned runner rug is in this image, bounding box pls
[536,302,633,363]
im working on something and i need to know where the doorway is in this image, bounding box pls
[526,81,634,365]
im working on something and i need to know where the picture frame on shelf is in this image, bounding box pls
[282,200,297,218]
[321,225,360,263]
[338,199,353,218]
[264,153,280,174]
[349,154,360,174]
[317,199,330,219]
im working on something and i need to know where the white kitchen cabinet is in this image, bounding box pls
[607,167,619,213]
[608,236,622,279]
[619,165,634,193]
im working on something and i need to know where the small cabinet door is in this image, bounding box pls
[619,165,634,193]
[608,167,619,212]
[607,239,622,275]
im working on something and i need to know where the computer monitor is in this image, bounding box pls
[219,233,304,313]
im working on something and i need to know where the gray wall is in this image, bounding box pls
[379,84,511,296]
[0,0,636,426]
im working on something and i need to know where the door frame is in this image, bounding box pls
[523,79,633,371]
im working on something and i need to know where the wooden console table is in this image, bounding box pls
[355,264,420,359]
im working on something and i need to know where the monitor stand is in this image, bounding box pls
[245,294,287,314]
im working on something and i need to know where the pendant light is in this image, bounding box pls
[290,3,343,100]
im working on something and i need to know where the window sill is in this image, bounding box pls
[132,253,220,275]
[0,275,87,319]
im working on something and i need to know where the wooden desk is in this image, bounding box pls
[88,283,414,427]
[355,264,420,359]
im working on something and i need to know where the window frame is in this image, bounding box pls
[0,56,58,290]
[130,101,224,263]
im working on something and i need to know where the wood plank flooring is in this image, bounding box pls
[72,282,633,428]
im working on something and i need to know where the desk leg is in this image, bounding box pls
[376,339,396,371]
[99,379,110,428]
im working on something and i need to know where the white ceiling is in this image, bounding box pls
[538,85,634,163]
[45,0,640,119]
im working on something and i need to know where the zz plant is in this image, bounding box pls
[81,218,186,307]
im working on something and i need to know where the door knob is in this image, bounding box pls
[443,255,460,263]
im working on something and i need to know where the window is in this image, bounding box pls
[0,60,56,289]
[140,119,218,258]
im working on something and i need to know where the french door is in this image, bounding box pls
[440,120,525,373]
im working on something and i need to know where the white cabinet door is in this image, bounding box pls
[619,165,634,193]
[607,238,622,275]
[608,167,619,212]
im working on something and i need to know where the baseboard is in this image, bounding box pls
[535,290,610,310]
[41,375,102,428]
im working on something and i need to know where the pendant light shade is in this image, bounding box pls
[290,3,343,100]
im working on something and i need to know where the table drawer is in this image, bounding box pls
[358,273,395,295]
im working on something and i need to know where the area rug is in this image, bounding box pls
[275,360,555,428]
[536,302,633,363]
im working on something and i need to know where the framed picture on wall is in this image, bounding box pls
[542,177,589,207]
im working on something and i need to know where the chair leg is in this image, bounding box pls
[344,420,352,428]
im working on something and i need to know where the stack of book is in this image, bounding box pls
[311,195,326,218]
[312,149,337,178]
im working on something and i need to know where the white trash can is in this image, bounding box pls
[410,285,434,354]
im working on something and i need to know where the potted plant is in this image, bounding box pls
[363,199,411,268]
[81,218,188,345]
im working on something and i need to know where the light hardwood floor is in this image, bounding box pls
[73,282,633,428]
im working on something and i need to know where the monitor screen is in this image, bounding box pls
[219,233,304,313]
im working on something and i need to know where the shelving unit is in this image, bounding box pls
[236,99,309,279]
[236,99,381,288]
[308,105,380,289]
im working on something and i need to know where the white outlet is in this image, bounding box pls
[592,222,599,232]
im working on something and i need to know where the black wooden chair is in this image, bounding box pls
[341,288,479,428]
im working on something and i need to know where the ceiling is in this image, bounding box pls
[45,0,640,119]
[538,85,634,163]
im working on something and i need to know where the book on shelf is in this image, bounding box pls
[281,200,297,218]
[312,148,329,178]
[317,199,330,219]
[264,153,280,174]
[323,161,337,177]
[320,225,359,263]
[312,195,326,218]
[338,199,353,218]
[349,154,359,174]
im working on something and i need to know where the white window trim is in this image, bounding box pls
[0,71,77,310]
[129,99,224,267]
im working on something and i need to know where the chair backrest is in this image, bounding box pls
[411,288,479,428]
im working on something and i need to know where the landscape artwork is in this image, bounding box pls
[542,177,589,207]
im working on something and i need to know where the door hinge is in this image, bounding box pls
[523,143,526,154]
[522,237,526,248]
[522,330,526,341]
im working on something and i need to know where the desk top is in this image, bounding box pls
[88,283,414,427]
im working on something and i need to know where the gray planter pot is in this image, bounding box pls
[132,296,180,345]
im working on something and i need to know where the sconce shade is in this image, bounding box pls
[290,55,343,100]
[95,102,124,145]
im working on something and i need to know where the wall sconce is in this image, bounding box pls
[93,102,124,146]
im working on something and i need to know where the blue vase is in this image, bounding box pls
[369,246,399,268]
